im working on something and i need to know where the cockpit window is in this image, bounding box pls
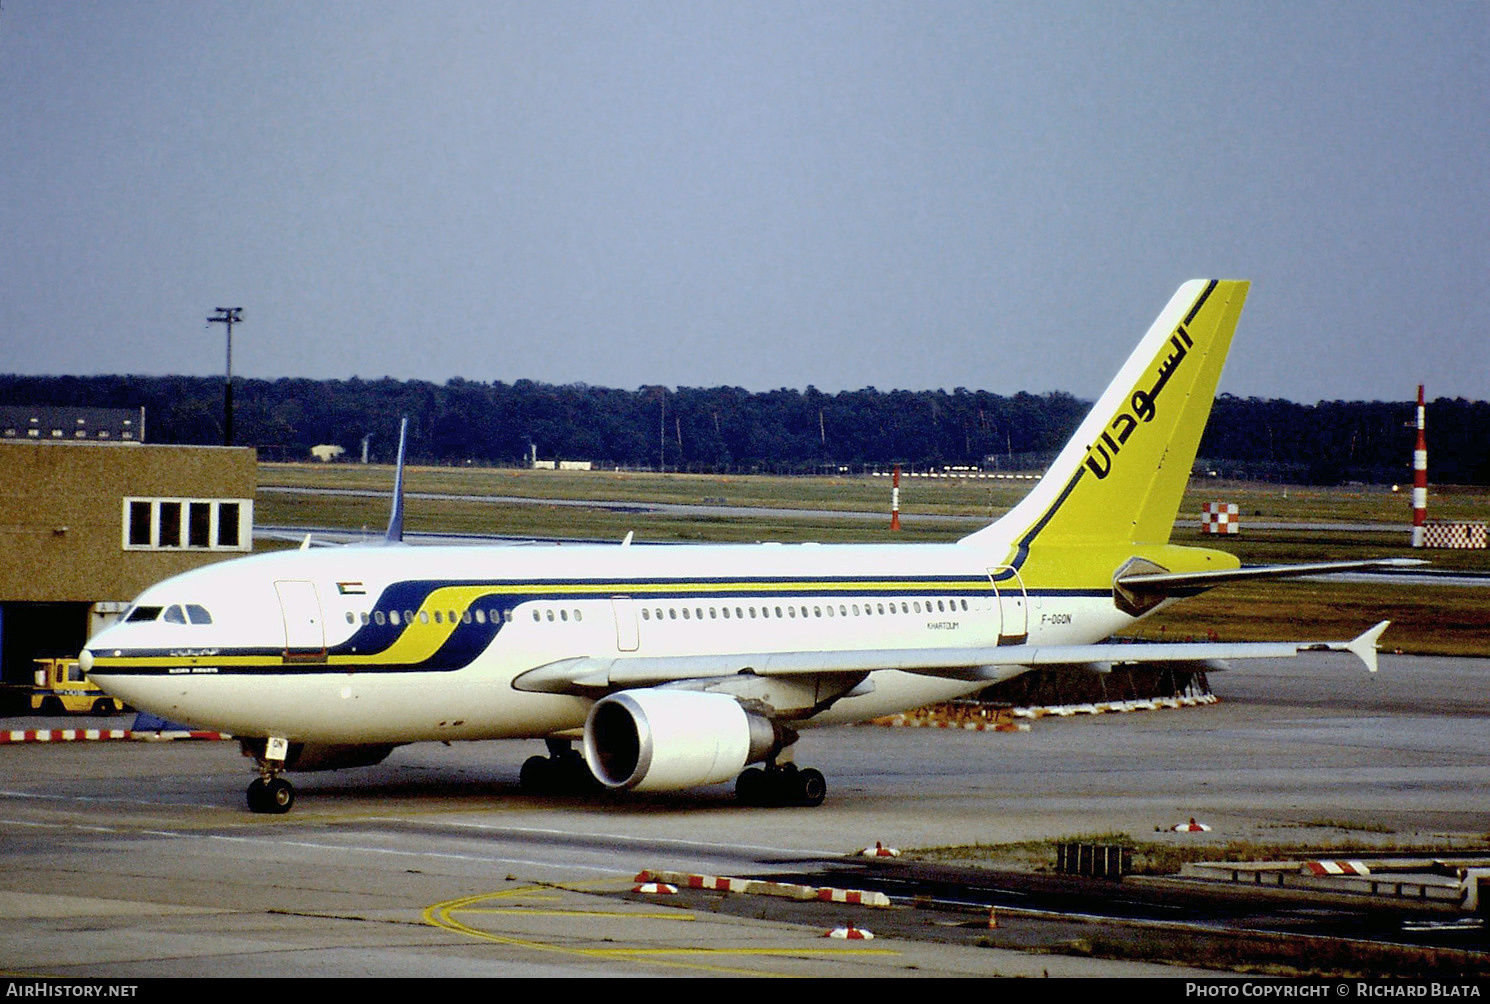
[163,605,187,624]
[185,604,213,625]
[126,606,163,623]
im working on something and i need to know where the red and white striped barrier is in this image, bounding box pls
[858,842,900,858]
[1172,818,1212,833]
[823,925,874,940]
[0,728,228,744]
[634,870,891,908]
[1302,860,1371,877]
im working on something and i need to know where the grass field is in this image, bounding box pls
[256,463,1490,655]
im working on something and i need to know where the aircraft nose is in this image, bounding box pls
[78,648,94,673]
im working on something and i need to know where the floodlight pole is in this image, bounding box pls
[207,307,243,446]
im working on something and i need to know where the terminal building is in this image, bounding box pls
[0,409,254,685]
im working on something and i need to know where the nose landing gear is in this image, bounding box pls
[244,735,295,814]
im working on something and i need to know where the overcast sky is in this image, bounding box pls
[2,2,1486,404]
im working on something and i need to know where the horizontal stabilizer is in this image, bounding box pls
[1116,558,1425,596]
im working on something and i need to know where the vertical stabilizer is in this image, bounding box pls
[963,280,1248,552]
[385,416,408,544]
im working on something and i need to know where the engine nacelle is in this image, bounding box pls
[583,689,779,791]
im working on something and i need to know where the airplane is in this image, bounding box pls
[80,280,1409,814]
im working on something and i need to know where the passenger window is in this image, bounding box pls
[375,611,387,625]
[474,610,486,624]
[345,612,355,625]
[574,610,582,622]
[560,610,568,622]
[419,611,429,624]
[390,611,402,626]
[642,609,650,620]
[434,611,443,624]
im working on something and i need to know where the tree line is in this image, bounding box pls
[1,374,1485,484]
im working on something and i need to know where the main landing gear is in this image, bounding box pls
[520,738,602,795]
[735,761,826,808]
[245,736,294,814]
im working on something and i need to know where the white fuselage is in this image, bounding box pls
[84,537,1132,744]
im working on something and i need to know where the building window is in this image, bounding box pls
[121,497,253,552]
[158,502,182,546]
[128,501,152,546]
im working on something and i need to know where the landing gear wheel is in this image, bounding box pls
[797,768,826,808]
[247,776,294,814]
[735,767,766,805]
[520,755,554,793]
[265,777,294,813]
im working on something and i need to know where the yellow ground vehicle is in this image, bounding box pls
[31,657,124,715]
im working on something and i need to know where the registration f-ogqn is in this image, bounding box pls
[81,280,1402,813]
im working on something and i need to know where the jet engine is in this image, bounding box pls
[583,689,780,791]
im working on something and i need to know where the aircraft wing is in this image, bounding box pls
[512,621,1391,696]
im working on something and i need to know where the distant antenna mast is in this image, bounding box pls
[890,464,902,531]
[1411,385,1428,548]
[206,307,243,446]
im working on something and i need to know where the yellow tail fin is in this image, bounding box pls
[963,280,1248,552]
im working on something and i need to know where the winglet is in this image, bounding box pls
[385,416,408,544]
[1346,620,1391,675]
